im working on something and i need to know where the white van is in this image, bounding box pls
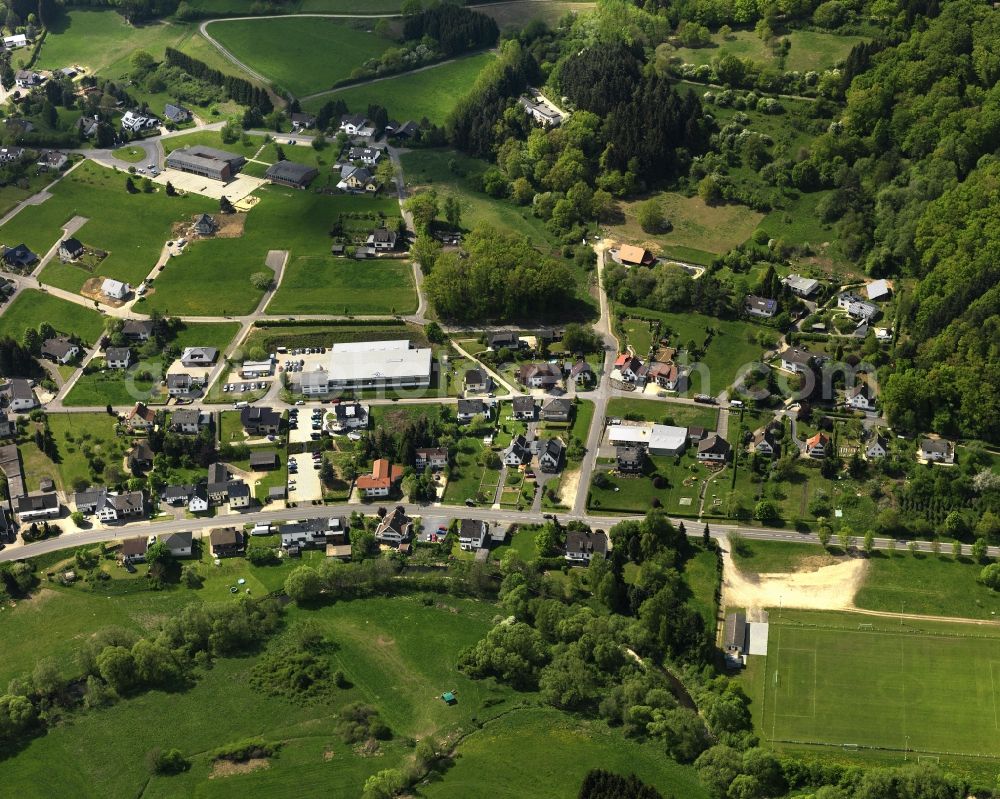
[233,401,249,409]
[730,400,744,409]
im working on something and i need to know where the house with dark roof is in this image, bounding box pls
[393,121,419,139]
[3,243,38,268]
[866,433,887,460]
[192,213,217,236]
[122,319,155,341]
[120,536,148,564]
[337,164,380,192]
[290,111,317,129]
[96,491,145,522]
[518,362,561,389]
[375,506,412,546]
[464,368,492,394]
[41,336,80,364]
[127,440,154,472]
[920,438,954,464]
[749,426,779,457]
[105,347,132,370]
[241,406,281,436]
[265,160,319,188]
[161,531,193,557]
[846,383,875,410]
[566,531,608,564]
[249,451,279,470]
[331,401,368,430]
[744,294,777,318]
[59,238,84,261]
[163,103,191,124]
[616,445,645,473]
[227,480,251,509]
[415,447,448,471]
[4,379,38,411]
[511,396,537,421]
[167,373,200,397]
[568,360,594,386]
[207,463,231,503]
[779,347,813,374]
[457,398,490,423]
[503,434,532,466]
[488,332,522,350]
[210,527,244,557]
[697,434,731,462]
[180,347,218,367]
[170,408,205,434]
[540,398,573,423]
[366,228,397,250]
[15,492,59,521]
[459,518,489,551]
[538,438,565,473]
[162,483,196,506]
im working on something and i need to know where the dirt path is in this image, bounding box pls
[720,535,868,613]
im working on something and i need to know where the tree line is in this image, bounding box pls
[401,5,499,57]
[164,47,273,113]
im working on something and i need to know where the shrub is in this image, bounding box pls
[147,747,190,775]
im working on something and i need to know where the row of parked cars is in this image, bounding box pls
[223,381,267,392]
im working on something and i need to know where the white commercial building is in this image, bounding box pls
[608,423,688,456]
[325,340,432,390]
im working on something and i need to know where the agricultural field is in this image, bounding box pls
[0,162,213,295]
[206,17,392,97]
[670,29,866,73]
[0,290,106,344]
[608,191,764,263]
[619,307,766,395]
[478,0,595,29]
[305,52,496,122]
[748,609,1000,758]
[144,186,401,316]
[268,258,417,315]
[187,0,403,12]
[32,10,240,83]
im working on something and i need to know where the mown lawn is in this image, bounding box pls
[730,538,834,574]
[268,257,417,315]
[0,290,106,344]
[305,52,496,122]
[206,17,392,96]
[1,162,213,293]
[63,358,163,407]
[187,0,403,11]
[606,397,719,430]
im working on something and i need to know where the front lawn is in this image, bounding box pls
[0,290,106,344]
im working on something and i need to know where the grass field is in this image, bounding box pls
[207,17,392,96]
[43,412,127,491]
[672,29,865,73]
[609,191,764,261]
[750,609,1000,757]
[1,162,213,294]
[478,0,595,28]
[144,186,400,316]
[111,146,146,163]
[268,257,417,315]
[606,397,719,430]
[731,538,835,574]
[854,552,1000,621]
[620,307,766,395]
[304,52,496,122]
[63,359,163,407]
[188,0,403,11]
[0,290,106,344]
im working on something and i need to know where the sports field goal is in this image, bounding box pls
[841,743,859,751]
[858,624,874,631]
[918,755,940,765]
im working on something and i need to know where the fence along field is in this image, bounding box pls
[757,610,1000,758]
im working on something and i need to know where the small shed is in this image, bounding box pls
[441,691,456,705]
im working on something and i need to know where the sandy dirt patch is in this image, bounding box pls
[209,758,270,779]
[721,536,868,613]
[556,467,580,507]
[171,213,246,240]
[80,276,127,306]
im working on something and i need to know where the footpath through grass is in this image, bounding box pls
[750,608,1000,758]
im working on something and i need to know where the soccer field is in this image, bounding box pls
[754,610,1000,758]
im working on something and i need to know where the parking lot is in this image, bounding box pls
[287,407,327,446]
[278,347,329,388]
[152,168,266,202]
[287,450,323,502]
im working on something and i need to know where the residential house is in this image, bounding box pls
[488,332,522,351]
[616,445,645,473]
[697,434,731,463]
[511,396,537,421]
[568,360,595,386]
[96,491,145,522]
[617,244,655,266]
[180,347,218,367]
[125,402,157,431]
[349,146,382,165]
[391,121,419,139]
[281,516,347,554]
[331,402,368,431]
[265,160,319,189]
[163,103,191,124]
[161,531,193,558]
[846,383,875,410]
[249,451,278,471]
[241,406,281,436]
[228,480,251,509]
[519,362,561,389]
[76,116,100,138]
[503,434,532,466]
[3,243,37,268]
[540,398,573,423]
[41,336,80,364]
[459,518,489,551]
[805,432,829,459]
[339,113,371,136]
[127,440,154,472]
[779,347,813,374]
[749,427,779,457]
[4,34,29,49]
[167,373,196,397]
[192,213,217,236]
[120,537,148,564]
[783,273,820,298]
[207,463,231,503]
[37,150,68,170]
[170,408,206,434]
[865,279,891,302]
[375,506,413,546]
[101,278,130,300]
[366,228,397,250]
[0,412,14,438]
[4,379,38,411]
[837,292,879,322]
[188,486,209,513]
[73,487,110,515]
[58,237,84,261]
[415,447,448,471]
[0,146,25,164]
[122,319,154,341]
[865,434,887,460]
[120,110,159,133]
[518,95,563,126]
[920,438,955,464]
[105,347,132,369]
[162,484,196,506]
[464,368,492,394]
[646,361,681,390]
[209,527,245,557]
[457,398,490,423]
[613,353,644,383]
[745,295,778,318]
[290,111,316,129]
[538,438,565,473]
[337,165,380,192]
[14,69,43,88]
[357,458,404,498]
[15,492,60,522]
[565,531,608,564]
